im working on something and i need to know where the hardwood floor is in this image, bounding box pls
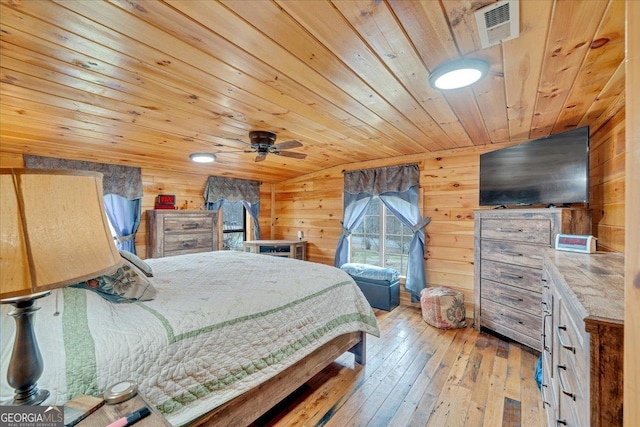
[252,305,545,427]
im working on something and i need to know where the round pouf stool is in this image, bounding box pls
[420,287,467,329]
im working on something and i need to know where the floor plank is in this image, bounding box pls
[252,305,544,427]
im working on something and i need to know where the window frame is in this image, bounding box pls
[348,197,411,276]
[222,201,247,251]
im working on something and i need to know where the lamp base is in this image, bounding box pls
[3,388,50,406]
[1,291,51,406]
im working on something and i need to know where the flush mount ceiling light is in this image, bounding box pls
[428,58,490,90]
[189,153,216,163]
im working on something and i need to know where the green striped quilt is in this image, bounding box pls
[0,251,379,426]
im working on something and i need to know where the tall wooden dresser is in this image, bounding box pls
[146,210,222,259]
[540,250,624,427]
[473,208,591,350]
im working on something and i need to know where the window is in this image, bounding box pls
[222,200,246,251]
[349,197,413,275]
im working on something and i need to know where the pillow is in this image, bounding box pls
[119,250,153,277]
[72,258,157,303]
[339,263,400,282]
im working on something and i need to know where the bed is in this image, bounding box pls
[0,250,379,426]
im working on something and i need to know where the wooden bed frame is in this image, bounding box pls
[190,331,366,427]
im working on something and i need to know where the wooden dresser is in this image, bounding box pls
[243,240,307,260]
[473,208,591,350]
[146,210,222,259]
[540,250,624,427]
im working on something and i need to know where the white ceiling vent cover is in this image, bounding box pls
[475,0,520,49]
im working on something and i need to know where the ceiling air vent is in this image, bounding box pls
[475,0,520,49]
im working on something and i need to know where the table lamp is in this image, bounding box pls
[0,168,122,405]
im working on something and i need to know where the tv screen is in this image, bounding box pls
[479,126,589,207]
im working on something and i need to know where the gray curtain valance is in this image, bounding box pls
[344,163,419,195]
[204,176,260,204]
[23,155,142,200]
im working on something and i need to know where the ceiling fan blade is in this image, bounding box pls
[255,153,267,162]
[275,151,307,159]
[222,136,253,147]
[273,140,302,150]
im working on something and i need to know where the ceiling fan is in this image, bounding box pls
[224,131,307,162]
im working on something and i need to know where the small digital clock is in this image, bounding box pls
[155,194,176,210]
[555,234,596,253]
[157,194,176,205]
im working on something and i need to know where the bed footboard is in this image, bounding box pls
[190,331,366,427]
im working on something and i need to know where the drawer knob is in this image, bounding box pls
[556,364,576,400]
[502,272,524,280]
[182,223,200,229]
[555,325,576,353]
[557,420,568,426]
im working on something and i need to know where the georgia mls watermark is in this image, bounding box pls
[0,405,63,427]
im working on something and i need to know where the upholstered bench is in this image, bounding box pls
[340,263,400,311]
[420,286,466,329]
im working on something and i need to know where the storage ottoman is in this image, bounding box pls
[420,286,466,329]
[340,263,400,311]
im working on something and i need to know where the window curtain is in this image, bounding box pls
[335,164,430,302]
[104,195,141,253]
[203,176,261,240]
[23,155,143,254]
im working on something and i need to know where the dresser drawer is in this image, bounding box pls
[480,299,541,345]
[480,240,544,268]
[163,215,213,233]
[557,396,581,427]
[557,360,588,427]
[480,279,541,316]
[480,218,551,244]
[164,232,214,254]
[480,260,542,292]
[556,301,589,383]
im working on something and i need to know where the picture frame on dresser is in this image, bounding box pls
[472,208,591,351]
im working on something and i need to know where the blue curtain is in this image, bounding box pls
[334,192,374,267]
[104,194,141,254]
[336,164,430,302]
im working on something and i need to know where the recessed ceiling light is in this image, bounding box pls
[429,58,490,90]
[189,153,216,163]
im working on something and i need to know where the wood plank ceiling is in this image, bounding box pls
[0,0,625,183]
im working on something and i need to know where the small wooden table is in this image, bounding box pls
[72,394,171,427]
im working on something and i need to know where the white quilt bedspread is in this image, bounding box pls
[0,251,379,426]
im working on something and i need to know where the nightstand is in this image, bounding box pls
[243,239,307,260]
[73,394,171,427]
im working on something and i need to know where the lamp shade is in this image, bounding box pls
[0,169,122,299]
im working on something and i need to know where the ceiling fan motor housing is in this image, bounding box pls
[249,131,277,148]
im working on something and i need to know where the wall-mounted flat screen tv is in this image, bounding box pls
[479,126,589,207]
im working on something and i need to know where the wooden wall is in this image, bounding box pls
[589,107,626,252]
[264,108,626,316]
